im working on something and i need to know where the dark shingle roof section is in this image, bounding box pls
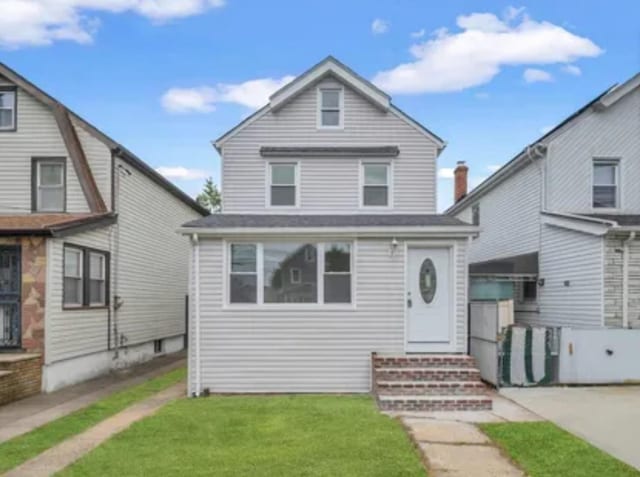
[260,146,399,158]
[585,214,640,226]
[184,214,470,228]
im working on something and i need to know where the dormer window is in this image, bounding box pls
[0,87,16,131]
[318,88,343,128]
[32,158,66,212]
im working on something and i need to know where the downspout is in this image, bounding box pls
[622,231,636,328]
[192,233,201,396]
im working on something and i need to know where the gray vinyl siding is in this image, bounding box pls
[546,87,640,213]
[221,78,438,214]
[0,85,89,213]
[112,157,200,347]
[72,119,112,209]
[604,234,640,329]
[456,159,542,264]
[536,225,604,328]
[45,227,113,363]
[189,237,468,394]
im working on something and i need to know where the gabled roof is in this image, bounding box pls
[0,213,116,237]
[445,74,640,215]
[214,56,446,150]
[0,62,209,217]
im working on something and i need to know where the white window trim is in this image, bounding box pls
[223,239,356,310]
[359,160,393,209]
[591,157,621,211]
[266,161,300,209]
[88,252,107,306]
[63,247,84,308]
[36,159,65,212]
[289,268,301,284]
[317,86,344,129]
[0,89,16,131]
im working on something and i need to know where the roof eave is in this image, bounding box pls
[178,225,479,237]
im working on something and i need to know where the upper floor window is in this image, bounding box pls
[0,88,16,131]
[33,158,65,212]
[593,159,619,209]
[362,163,390,207]
[472,204,480,226]
[318,88,343,128]
[269,162,297,207]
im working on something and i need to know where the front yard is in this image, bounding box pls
[58,395,426,477]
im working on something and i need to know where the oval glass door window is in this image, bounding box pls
[419,259,437,303]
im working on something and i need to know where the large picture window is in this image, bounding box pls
[63,245,109,308]
[228,242,353,305]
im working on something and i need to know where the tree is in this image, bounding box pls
[196,177,221,212]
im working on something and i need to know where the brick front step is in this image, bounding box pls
[378,395,492,412]
[0,353,42,406]
[375,367,482,382]
[373,354,478,369]
[376,380,487,396]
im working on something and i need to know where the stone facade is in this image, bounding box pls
[0,236,46,352]
[604,234,640,329]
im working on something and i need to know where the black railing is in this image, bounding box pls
[0,302,20,348]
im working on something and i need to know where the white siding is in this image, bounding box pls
[457,159,542,264]
[189,237,468,393]
[221,78,438,214]
[112,157,200,347]
[536,225,604,328]
[46,227,113,363]
[72,120,112,209]
[546,88,640,213]
[0,85,89,214]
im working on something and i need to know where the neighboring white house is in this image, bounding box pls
[0,62,207,402]
[447,72,640,383]
[182,57,489,411]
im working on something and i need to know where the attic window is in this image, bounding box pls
[0,87,16,131]
[318,88,343,128]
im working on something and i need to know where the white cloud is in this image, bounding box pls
[487,164,502,173]
[0,0,225,49]
[156,166,209,180]
[161,75,295,113]
[372,7,602,94]
[438,167,455,179]
[411,28,426,39]
[524,68,553,83]
[562,64,582,76]
[371,18,389,35]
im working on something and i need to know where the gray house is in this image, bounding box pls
[0,62,207,404]
[447,72,640,383]
[182,57,490,411]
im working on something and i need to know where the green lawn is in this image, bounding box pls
[480,421,640,477]
[58,395,426,477]
[0,366,186,474]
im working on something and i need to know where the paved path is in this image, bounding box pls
[502,385,640,470]
[4,382,184,477]
[0,352,185,444]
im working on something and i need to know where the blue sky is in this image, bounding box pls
[1,0,638,210]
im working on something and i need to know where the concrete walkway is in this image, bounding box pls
[4,382,184,477]
[0,352,185,444]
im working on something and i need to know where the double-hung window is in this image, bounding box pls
[33,158,65,212]
[318,88,342,128]
[63,245,109,308]
[593,159,619,209]
[0,88,16,131]
[269,163,297,207]
[228,242,353,305]
[362,163,390,207]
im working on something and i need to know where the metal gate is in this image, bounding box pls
[0,245,21,349]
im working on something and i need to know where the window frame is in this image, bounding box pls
[317,87,344,129]
[267,161,299,208]
[32,157,66,213]
[63,246,84,308]
[0,86,17,132]
[360,161,392,208]
[63,244,110,310]
[224,240,356,309]
[592,158,620,210]
[323,242,353,304]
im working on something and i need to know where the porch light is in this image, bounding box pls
[390,237,399,256]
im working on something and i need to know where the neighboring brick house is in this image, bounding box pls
[0,62,207,404]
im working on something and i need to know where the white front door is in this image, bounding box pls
[406,246,454,352]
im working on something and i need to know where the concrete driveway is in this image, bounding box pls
[501,386,640,470]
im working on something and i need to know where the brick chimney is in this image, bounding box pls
[454,161,468,203]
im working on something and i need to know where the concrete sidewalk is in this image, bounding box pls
[0,352,185,444]
[4,382,184,477]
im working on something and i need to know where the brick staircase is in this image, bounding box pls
[0,353,42,406]
[372,353,492,412]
